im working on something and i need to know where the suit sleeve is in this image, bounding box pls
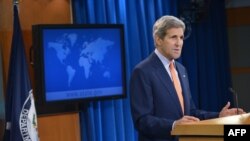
[182,68,219,120]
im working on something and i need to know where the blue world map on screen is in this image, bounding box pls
[48,36,113,86]
[42,28,123,101]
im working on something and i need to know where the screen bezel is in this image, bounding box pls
[32,24,127,115]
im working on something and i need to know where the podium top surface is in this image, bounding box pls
[171,113,250,136]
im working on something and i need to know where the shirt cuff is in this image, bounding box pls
[172,120,177,130]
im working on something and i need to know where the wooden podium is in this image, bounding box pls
[171,113,250,141]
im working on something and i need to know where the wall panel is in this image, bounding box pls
[227,6,250,112]
[0,0,80,141]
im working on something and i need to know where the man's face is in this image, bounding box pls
[156,27,184,60]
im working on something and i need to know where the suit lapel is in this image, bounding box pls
[150,53,183,115]
[175,63,190,115]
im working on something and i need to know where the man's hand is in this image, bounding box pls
[175,116,200,125]
[219,102,245,117]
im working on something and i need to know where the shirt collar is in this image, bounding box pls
[154,49,175,67]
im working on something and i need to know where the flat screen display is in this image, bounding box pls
[32,24,126,115]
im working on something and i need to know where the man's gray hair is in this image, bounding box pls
[153,15,185,40]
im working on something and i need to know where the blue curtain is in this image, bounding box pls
[72,0,233,140]
[180,0,233,111]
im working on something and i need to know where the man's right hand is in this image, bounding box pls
[175,115,200,125]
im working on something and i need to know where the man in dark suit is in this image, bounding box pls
[130,15,245,141]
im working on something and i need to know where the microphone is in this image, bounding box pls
[229,87,239,115]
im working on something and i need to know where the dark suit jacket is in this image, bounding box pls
[130,52,218,141]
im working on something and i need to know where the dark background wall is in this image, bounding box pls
[226,0,250,112]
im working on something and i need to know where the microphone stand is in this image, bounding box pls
[229,88,239,115]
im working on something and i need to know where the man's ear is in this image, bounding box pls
[155,36,162,47]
